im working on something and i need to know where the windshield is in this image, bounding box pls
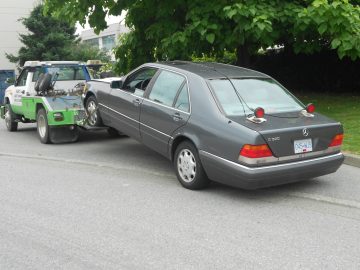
[46,65,86,81]
[209,78,304,116]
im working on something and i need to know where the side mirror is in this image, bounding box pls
[5,77,15,84]
[110,80,123,89]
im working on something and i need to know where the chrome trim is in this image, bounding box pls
[200,150,343,171]
[238,146,341,165]
[99,103,138,123]
[98,103,173,139]
[143,98,190,115]
[140,122,173,138]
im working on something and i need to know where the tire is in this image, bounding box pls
[36,108,51,144]
[34,73,45,93]
[38,73,52,94]
[86,96,102,127]
[4,104,18,132]
[174,141,210,190]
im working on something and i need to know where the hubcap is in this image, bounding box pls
[177,149,197,183]
[37,114,47,138]
[87,101,97,126]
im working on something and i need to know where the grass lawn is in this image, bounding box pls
[298,93,360,155]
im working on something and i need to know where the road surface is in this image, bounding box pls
[1,123,360,269]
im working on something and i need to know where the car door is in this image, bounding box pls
[13,68,31,107]
[140,69,191,157]
[106,67,158,140]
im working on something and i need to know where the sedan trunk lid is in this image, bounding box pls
[229,113,343,158]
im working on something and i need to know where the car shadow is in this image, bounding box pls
[203,177,329,202]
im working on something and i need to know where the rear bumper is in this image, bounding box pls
[199,151,344,190]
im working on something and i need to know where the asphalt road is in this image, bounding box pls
[1,122,360,270]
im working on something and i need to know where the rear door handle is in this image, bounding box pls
[172,112,182,121]
[133,99,140,106]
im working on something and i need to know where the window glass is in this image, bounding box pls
[32,67,45,82]
[174,84,190,112]
[102,35,116,51]
[210,79,245,115]
[47,66,85,81]
[84,38,99,48]
[17,69,29,86]
[123,68,158,94]
[149,71,185,107]
[209,78,304,116]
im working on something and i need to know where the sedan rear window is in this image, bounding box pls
[209,78,304,116]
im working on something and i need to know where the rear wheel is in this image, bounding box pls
[4,104,18,132]
[37,108,51,144]
[86,96,102,127]
[174,141,210,190]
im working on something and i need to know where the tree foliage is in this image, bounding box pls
[7,5,77,66]
[44,0,360,73]
[7,4,110,66]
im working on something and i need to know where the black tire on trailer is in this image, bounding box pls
[38,73,52,94]
[174,141,210,190]
[36,108,51,144]
[86,95,102,127]
[34,73,45,93]
[4,104,18,132]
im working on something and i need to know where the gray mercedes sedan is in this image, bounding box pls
[84,61,344,190]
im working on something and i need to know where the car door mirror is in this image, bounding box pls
[5,77,15,84]
[111,80,123,89]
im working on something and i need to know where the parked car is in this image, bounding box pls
[83,61,344,190]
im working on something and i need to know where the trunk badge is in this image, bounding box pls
[303,128,309,137]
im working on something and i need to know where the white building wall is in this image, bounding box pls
[0,0,40,71]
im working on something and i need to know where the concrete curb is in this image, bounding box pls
[344,153,360,168]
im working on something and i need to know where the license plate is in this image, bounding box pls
[294,139,313,154]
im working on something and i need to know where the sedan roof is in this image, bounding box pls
[155,61,270,79]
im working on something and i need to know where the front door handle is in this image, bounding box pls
[172,112,182,121]
[133,99,140,106]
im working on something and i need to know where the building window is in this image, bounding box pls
[84,38,99,48]
[102,35,116,51]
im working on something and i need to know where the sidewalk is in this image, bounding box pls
[344,152,360,168]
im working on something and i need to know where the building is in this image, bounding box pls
[0,0,39,102]
[80,23,130,60]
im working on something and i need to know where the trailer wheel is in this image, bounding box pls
[37,108,51,144]
[4,104,18,132]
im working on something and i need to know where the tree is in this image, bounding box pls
[69,43,111,63]
[7,4,111,66]
[7,5,78,66]
[44,0,360,73]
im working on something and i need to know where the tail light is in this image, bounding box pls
[306,103,315,113]
[254,107,265,118]
[240,144,273,158]
[329,134,344,147]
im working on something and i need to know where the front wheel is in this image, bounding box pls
[37,108,51,144]
[174,141,210,190]
[4,104,18,132]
